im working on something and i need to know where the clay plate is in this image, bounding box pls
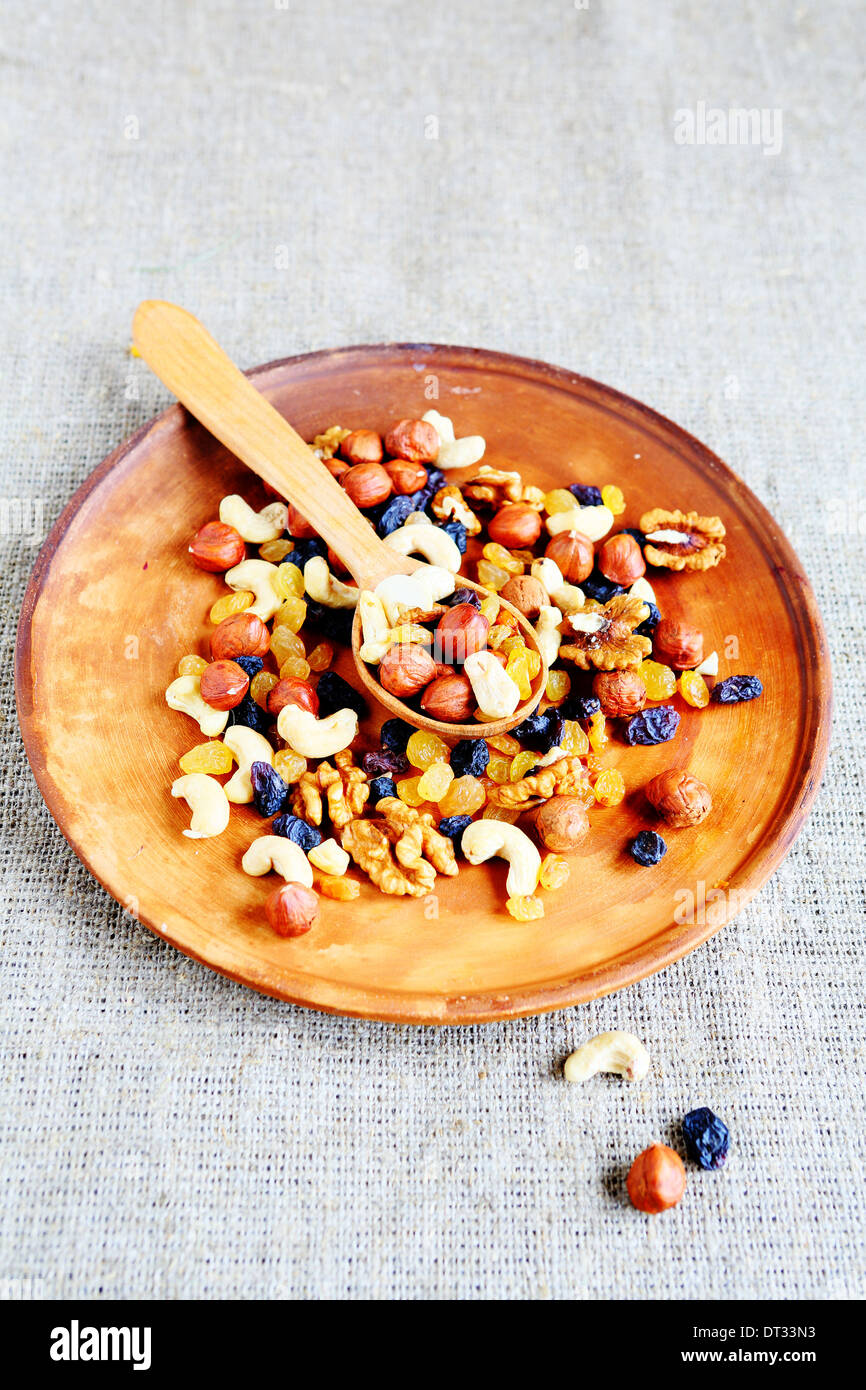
[15,345,831,1023]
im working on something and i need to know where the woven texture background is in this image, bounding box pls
[2,0,864,1300]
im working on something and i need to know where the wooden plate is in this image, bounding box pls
[15,345,831,1024]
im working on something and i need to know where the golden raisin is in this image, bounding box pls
[273,595,307,632]
[306,641,334,672]
[273,750,307,784]
[209,590,254,624]
[545,669,571,704]
[250,670,279,709]
[601,483,625,515]
[416,761,454,803]
[177,654,208,677]
[438,775,487,817]
[271,562,305,599]
[639,660,677,701]
[316,874,361,901]
[538,853,570,891]
[593,768,626,806]
[179,741,234,775]
[506,895,545,920]
[678,669,710,708]
[406,730,450,770]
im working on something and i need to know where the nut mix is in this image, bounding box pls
[166,407,763,931]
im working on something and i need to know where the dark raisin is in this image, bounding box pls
[437,815,474,855]
[447,587,482,609]
[305,601,354,645]
[362,749,410,777]
[285,536,327,565]
[630,829,667,866]
[711,675,764,704]
[621,527,646,549]
[441,520,467,553]
[233,655,264,678]
[636,601,661,637]
[227,693,271,735]
[369,775,397,803]
[625,705,680,745]
[417,467,445,511]
[582,568,625,603]
[250,761,289,817]
[560,692,601,723]
[513,709,564,753]
[375,494,422,537]
[272,814,322,852]
[568,484,603,507]
[315,671,368,720]
[682,1107,730,1170]
[379,718,415,753]
[450,738,489,778]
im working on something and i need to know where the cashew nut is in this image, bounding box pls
[359,589,389,647]
[628,576,656,605]
[464,650,522,719]
[546,506,614,543]
[308,838,350,876]
[563,1031,650,1083]
[171,773,231,838]
[224,558,281,621]
[405,511,432,525]
[223,726,274,804]
[384,522,462,573]
[531,557,564,595]
[374,566,455,626]
[241,835,314,885]
[694,650,718,677]
[277,704,358,758]
[461,820,541,898]
[303,555,358,609]
[422,409,486,471]
[218,494,288,542]
[534,605,563,667]
[165,675,229,737]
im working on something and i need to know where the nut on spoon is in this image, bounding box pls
[132,300,546,738]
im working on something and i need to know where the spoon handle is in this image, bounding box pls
[132,300,407,588]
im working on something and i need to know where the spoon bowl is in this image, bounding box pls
[133,300,546,739]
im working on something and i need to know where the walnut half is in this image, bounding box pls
[639,508,726,572]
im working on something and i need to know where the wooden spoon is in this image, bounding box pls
[132,300,546,738]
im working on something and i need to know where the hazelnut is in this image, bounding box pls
[545,530,594,583]
[342,462,393,509]
[210,612,271,661]
[384,418,440,463]
[199,659,250,711]
[189,521,246,572]
[487,504,543,549]
[626,1143,686,1214]
[645,769,712,827]
[383,459,429,495]
[593,669,647,717]
[265,882,320,938]
[598,533,646,586]
[378,643,438,698]
[500,574,548,620]
[420,673,476,722]
[653,617,704,670]
[435,605,490,664]
[286,503,318,539]
[267,676,320,718]
[340,429,384,465]
[323,456,350,481]
[533,795,590,852]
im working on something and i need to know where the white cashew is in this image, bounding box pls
[405,511,432,525]
[422,409,485,470]
[277,705,358,758]
[536,744,566,767]
[308,838,350,875]
[464,650,521,719]
[224,558,281,621]
[563,1031,650,1083]
[693,650,718,677]
[241,835,314,885]
[628,576,656,605]
[461,821,541,898]
[552,582,585,614]
[223,726,274,804]
[374,566,455,626]
[359,589,389,642]
[171,773,231,838]
[546,507,614,543]
[218,494,288,542]
[531,557,564,595]
[165,675,229,737]
[534,605,563,668]
[303,555,358,609]
[384,522,462,573]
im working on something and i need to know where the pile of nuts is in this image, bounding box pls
[165,410,763,932]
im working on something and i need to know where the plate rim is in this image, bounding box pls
[15,342,833,1023]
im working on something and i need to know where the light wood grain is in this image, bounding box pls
[15,344,832,1023]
